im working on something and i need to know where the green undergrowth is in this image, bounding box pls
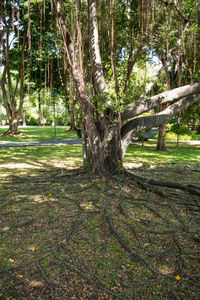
[165,131,199,141]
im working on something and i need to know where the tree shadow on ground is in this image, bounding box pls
[0,164,200,299]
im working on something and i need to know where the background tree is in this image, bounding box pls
[0,0,28,135]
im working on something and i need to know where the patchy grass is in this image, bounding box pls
[0,141,200,299]
[0,126,77,142]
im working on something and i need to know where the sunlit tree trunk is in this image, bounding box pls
[156,123,166,151]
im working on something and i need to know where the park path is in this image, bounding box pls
[0,138,82,147]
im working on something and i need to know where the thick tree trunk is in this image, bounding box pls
[54,0,200,175]
[85,121,122,174]
[4,112,21,135]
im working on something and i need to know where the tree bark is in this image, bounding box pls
[53,0,200,174]
[156,123,166,151]
[110,0,119,99]
[0,20,27,136]
[156,67,172,151]
[7,113,21,135]
[22,110,26,127]
[38,92,42,126]
[54,0,122,174]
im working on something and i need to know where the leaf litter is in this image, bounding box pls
[0,164,200,299]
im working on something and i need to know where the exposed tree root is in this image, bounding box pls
[1,169,199,299]
[106,214,158,275]
[124,170,200,196]
[2,129,24,136]
[168,284,182,300]
[55,252,124,299]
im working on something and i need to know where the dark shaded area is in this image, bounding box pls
[0,164,200,299]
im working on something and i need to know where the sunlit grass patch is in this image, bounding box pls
[0,145,83,176]
[124,140,200,168]
[0,126,77,142]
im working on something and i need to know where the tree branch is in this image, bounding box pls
[122,94,200,138]
[121,94,200,156]
[88,0,108,95]
[121,82,200,121]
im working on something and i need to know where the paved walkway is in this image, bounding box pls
[0,138,82,148]
[0,137,199,148]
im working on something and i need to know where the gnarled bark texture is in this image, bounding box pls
[54,0,122,174]
[53,0,200,174]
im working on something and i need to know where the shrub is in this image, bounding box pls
[55,116,67,126]
[26,116,38,126]
[46,118,53,126]
[76,128,81,138]
[196,125,200,135]
[168,123,198,147]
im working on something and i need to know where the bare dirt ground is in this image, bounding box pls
[0,163,200,299]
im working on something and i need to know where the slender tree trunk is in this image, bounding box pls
[156,123,166,151]
[123,44,143,94]
[156,66,172,151]
[69,74,76,131]
[22,110,26,126]
[38,92,42,126]
[110,0,119,99]
[177,135,179,148]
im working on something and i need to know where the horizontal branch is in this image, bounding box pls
[121,94,200,138]
[121,82,200,121]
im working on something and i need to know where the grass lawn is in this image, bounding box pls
[0,126,77,142]
[0,140,200,299]
[125,140,200,167]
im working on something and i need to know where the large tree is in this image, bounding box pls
[53,0,200,174]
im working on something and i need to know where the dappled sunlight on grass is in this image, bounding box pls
[0,140,199,178]
[0,163,42,169]
[0,145,83,177]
